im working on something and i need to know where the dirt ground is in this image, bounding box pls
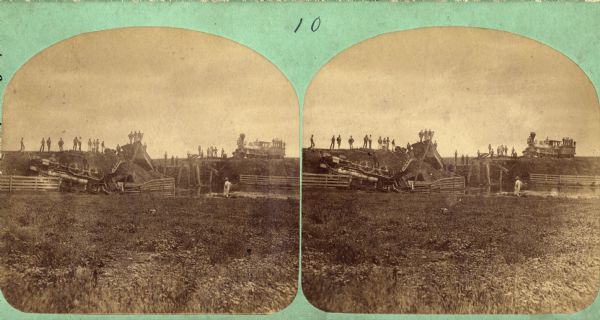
[302,190,600,313]
[0,192,299,313]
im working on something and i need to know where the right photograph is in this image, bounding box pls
[301,27,600,314]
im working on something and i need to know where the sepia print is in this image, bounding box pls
[301,27,600,313]
[0,27,300,313]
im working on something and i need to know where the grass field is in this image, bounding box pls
[302,191,600,313]
[0,193,298,313]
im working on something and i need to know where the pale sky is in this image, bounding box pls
[304,27,600,157]
[2,27,299,158]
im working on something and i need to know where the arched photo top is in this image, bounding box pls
[301,26,600,315]
[0,26,300,315]
[2,26,300,158]
[304,26,600,158]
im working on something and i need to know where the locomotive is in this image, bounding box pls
[522,132,576,158]
[232,133,285,159]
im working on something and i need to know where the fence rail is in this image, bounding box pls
[431,176,466,194]
[239,174,300,187]
[0,175,61,192]
[302,173,352,189]
[412,176,465,194]
[530,173,600,186]
[123,178,176,196]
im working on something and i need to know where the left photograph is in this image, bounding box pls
[0,27,300,313]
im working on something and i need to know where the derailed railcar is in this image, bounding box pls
[29,157,107,192]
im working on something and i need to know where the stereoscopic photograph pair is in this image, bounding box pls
[1,26,599,315]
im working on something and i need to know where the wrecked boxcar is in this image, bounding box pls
[303,138,455,192]
[28,141,169,194]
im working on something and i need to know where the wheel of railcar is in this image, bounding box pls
[87,183,98,194]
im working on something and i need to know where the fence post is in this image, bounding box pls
[197,163,202,193]
[499,169,503,192]
[176,165,183,187]
[467,164,472,185]
[195,164,200,188]
[187,162,192,187]
[9,175,13,192]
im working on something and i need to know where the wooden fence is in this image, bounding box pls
[430,176,466,194]
[302,173,352,189]
[0,175,61,192]
[123,178,176,196]
[530,173,600,186]
[239,175,299,187]
[411,176,466,194]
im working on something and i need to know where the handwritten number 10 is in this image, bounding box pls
[294,17,321,33]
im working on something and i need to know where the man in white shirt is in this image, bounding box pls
[514,176,523,196]
[223,177,232,198]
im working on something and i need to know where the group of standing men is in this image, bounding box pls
[362,135,372,149]
[199,145,225,158]
[458,153,471,165]
[24,131,147,154]
[329,135,342,149]
[307,134,398,151]
[38,137,56,152]
[476,144,518,158]
[128,131,144,144]
[72,137,82,151]
[34,136,104,153]
[377,136,395,151]
[489,144,516,158]
[308,129,438,151]
[87,138,105,153]
[418,129,435,142]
